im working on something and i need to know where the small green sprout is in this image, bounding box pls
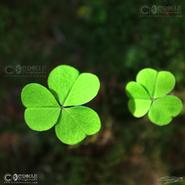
[21,65,101,145]
[125,68,183,126]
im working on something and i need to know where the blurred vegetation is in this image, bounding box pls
[0,0,185,185]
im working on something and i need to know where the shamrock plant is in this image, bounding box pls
[21,65,101,145]
[125,68,183,126]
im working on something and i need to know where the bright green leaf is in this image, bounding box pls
[148,96,183,126]
[64,73,100,106]
[48,65,79,105]
[126,81,152,117]
[126,81,150,99]
[153,71,175,98]
[136,68,157,97]
[25,108,61,131]
[48,65,100,107]
[128,99,152,118]
[21,83,59,107]
[21,83,61,131]
[55,106,101,145]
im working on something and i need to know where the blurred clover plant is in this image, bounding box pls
[125,68,183,126]
[21,65,101,145]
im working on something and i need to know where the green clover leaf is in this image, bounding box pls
[125,68,183,126]
[21,65,101,145]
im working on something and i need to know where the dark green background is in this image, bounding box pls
[0,0,185,185]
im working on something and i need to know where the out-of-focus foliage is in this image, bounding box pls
[0,0,185,185]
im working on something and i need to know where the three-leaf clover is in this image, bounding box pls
[125,68,183,126]
[21,65,101,145]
